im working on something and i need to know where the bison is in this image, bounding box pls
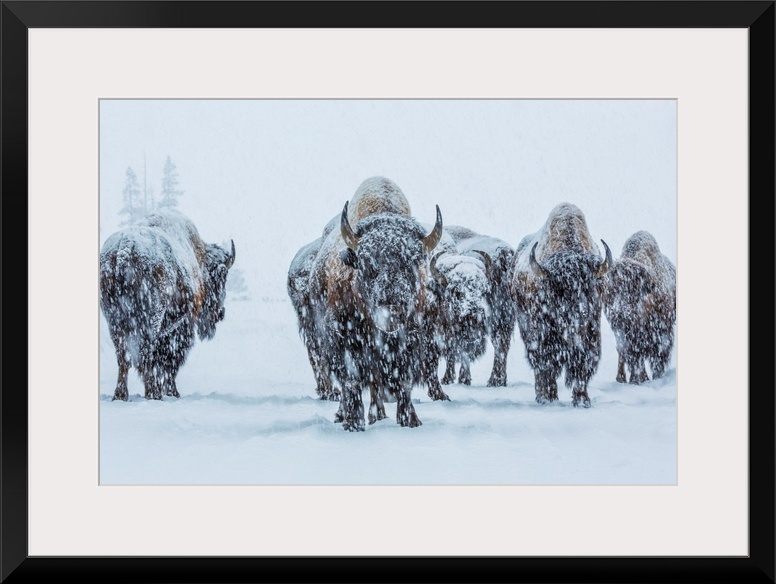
[444,226,517,386]
[511,203,611,407]
[427,247,491,386]
[287,235,339,401]
[100,209,235,400]
[602,230,676,384]
[308,176,446,431]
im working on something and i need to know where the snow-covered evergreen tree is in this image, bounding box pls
[119,166,143,226]
[158,155,184,208]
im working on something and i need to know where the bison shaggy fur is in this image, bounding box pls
[100,209,235,400]
[603,230,676,384]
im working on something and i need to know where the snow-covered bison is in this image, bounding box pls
[100,209,235,400]
[287,235,339,401]
[603,231,676,384]
[428,246,491,386]
[308,176,446,431]
[511,203,611,407]
[443,226,517,386]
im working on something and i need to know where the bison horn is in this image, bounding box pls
[429,252,448,287]
[423,205,443,253]
[341,201,360,251]
[529,242,546,277]
[473,250,492,275]
[597,239,612,277]
[226,239,236,268]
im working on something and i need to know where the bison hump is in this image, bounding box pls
[348,176,412,222]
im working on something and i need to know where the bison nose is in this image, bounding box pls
[218,308,225,321]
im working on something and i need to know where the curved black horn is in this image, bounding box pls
[340,201,359,250]
[226,239,236,268]
[423,205,443,253]
[429,252,448,287]
[529,242,546,278]
[473,250,492,274]
[597,239,613,277]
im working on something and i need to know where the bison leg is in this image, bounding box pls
[628,356,648,385]
[441,357,456,385]
[571,382,592,408]
[426,377,450,401]
[616,353,627,383]
[396,386,422,428]
[340,381,365,432]
[141,373,163,400]
[650,344,671,380]
[307,343,339,401]
[112,352,130,401]
[368,383,388,425]
[108,327,130,401]
[457,356,472,385]
[165,379,181,398]
[487,332,511,387]
[535,367,560,404]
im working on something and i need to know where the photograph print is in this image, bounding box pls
[99,99,677,485]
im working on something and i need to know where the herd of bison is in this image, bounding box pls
[100,176,676,432]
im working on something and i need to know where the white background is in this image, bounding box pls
[28,29,748,556]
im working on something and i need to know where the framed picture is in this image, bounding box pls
[6,1,773,582]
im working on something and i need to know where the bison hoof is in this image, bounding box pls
[343,419,365,432]
[441,375,454,385]
[460,378,471,386]
[616,374,626,383]
[572,396,592,408]
[487,376,507,387]
[400,414,422,428]
[166,390,180,398]
[428,387,450,401]
[112,393,128,402]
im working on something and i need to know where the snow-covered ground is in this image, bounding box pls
[99,294,676,485]
[98,99,677,486]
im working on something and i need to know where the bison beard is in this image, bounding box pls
[315,201,443,431]
[99,210,235,401]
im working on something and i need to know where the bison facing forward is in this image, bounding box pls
[100,209,235,400]
[309,176,445,431]
[444,226,517,387]
[603,231,676,384]
[511,203,611,407]
[428,248,491,386]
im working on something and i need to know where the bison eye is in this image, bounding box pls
[339,248,358,268]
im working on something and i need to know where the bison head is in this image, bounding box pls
[529,240,612,351]
[198,239,236,340]
[339,202,442,334]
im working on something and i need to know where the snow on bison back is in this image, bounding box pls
[99,209,235,400]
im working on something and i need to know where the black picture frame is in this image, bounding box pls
[2,2,773,582]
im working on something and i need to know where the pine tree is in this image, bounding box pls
[158,155,184,208]
[119,166,143,226]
